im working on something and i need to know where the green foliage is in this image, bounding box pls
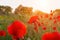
[0,6,12,15]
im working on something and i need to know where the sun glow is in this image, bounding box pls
[33,0,49,13]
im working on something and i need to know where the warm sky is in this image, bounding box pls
[0,0,60,13]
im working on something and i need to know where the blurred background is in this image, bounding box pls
[0,0,60,40]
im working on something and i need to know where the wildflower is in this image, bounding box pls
[53,20,57,24]
[42,32,60,40]
[7,20,27,40]
[28,16,39,24]
[56,16,60,21]
[53,26,57,30]
[42,27,46,30]
[28,16,40,32]
[42,32,53,40]
[0,30,6,36]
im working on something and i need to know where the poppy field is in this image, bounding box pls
[0,5,60,40]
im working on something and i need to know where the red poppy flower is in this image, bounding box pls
[34,26,38,32]
[42,32,60,40]
[28,16,39,24]
[53,26,57,30]
[42,27,46,30]
[28,15,40,32]
[0,30,6,36]
[56,16,60,21]
[53,20,57,24]
[7,20,27,39]
[52,32,60,40]
[42,32,54,40]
